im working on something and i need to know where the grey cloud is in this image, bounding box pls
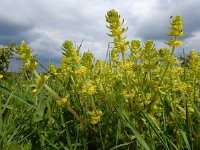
[0,18,41,45]
[0,19,32,35]
[1,0,200,71]
[125,0,200,42]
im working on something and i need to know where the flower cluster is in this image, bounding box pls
[167,16,184,47]
[16,41,38,71]
[106,9,129,63]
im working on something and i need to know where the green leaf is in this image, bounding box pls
[180,130,191,150]
[119,112,151,150]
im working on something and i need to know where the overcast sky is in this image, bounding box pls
[1,0,200,69]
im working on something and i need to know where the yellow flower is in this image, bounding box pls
[88,85,95,95]
[35,78,40,85]
[91,116,101,124]
[123,90,134,100]
[122,62,132,70]
[82,83,96,95]
[74,55,81,62]
[87,110,103,124]
[32,87,37,93]
[167,40,183,47]
[56,97,68,107]
[49,64,58,75]
[82,85,87,93]
[35,74,49,85]
[0,74,3,79]
[75,66,87,75]
[24,60,31,69]
[44,75,49,81]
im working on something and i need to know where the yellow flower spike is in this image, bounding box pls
[168,16,184,37]
[130,40,141,54]
[145,15,186,113]
[62,40,74,50]
[16,41,38,71]
[106,9,129,60]
[166,15,184,48]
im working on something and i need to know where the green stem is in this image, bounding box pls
[158,44,176,86]
[121,49,132,112]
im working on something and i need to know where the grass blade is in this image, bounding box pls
[180,130,191,150]
[0,85,36,109]
[119,112,151,150]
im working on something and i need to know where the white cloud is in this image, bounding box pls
[183,31,200,53]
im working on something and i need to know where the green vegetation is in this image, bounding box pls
[0,9,200,149]
[0,43,15,72]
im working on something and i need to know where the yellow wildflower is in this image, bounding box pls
[87,110,103,124]
[122,62,132,70]
[82,83,95,95]
[35,74,49,85]
[49,64,58,76]
[44,75,49,81]
[74,55,81,62]
[88,85,95,95]
[32,87,37,93]
[167,40,183,47]
[35,78,40,85]
[24,60,31,70]
[0,74,3,79]
[91,116,101,124]
[75,66,87,75]
[82,85,87,93]
[57,97,68,107]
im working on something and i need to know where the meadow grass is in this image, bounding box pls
[0,9,200,150]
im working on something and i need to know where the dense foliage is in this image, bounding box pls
[0,43,15,72]
[0,9,200,149]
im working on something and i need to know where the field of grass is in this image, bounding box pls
[0,9,200,149]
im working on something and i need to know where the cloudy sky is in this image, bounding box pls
[1,0,200,70]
